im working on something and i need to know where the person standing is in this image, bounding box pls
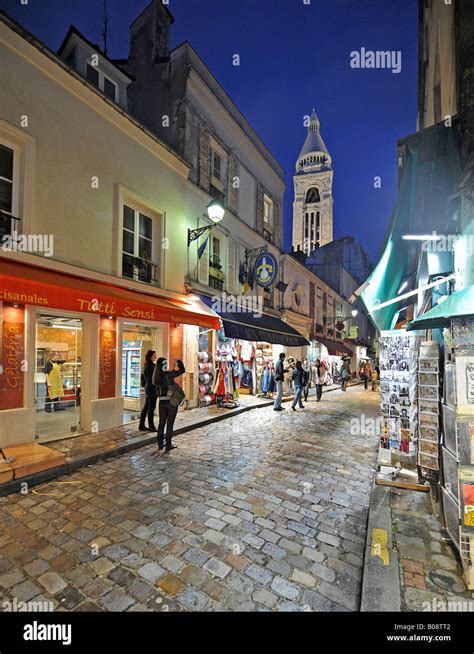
[302,359,311,402]
[372,364,380,392]
[314,359,326,401]
[138,350,157,432]
[273,352,288,411]
[341,359,351,392]
[291,360,305,411]
[363,360,373,392]
[153,357,185,451]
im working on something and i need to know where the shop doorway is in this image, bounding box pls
[122,322,163,425]
[35,314,83,441]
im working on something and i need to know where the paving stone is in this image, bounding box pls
[157,573,185,596]
[176,588,209,611]
[88,558,115,576]
[317,580,358,611]
[301,589,336,611]
[56,587,85,610]
[101,544,130,562]
[291,569,317,588]
[252,586,279,608]
[11,580,42,602]
[316,532,341,548]
[266,559,292,578]
[310,562,336,583]
[137,563,166,583]
[128,578,156,603]
[262,542,287,560]
[228,571,255,594]
[107,566,136,587]
[0,570,24,589]
[37,572,67,595]
[203,558,232,580]
[100,589,135,611]
[202,579,230,602]
[302,546,325,564]
[270,576,300,601]
[182,548,210,567]
[161,555,185,574]
[258,529,280,544]
[245,563,273,586]
[180,564,209,587]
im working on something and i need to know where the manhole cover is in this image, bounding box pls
[430,570,465,594]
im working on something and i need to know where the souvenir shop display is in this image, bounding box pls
[213,360,239,408]
[198,328,216,407]
[255,342,275,398]
[417,342,441,476]
[378,331,422,460]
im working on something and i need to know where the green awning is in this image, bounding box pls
[406,285,474,331]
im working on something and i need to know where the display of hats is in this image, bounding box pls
[200,395,213,406]
[198,351,209,362]
[199,384,207,396]
[199,373,212,384]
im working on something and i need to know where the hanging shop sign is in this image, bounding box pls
[347,326,358,339]
[254,253,278,288]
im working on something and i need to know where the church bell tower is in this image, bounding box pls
[292,109,333,255]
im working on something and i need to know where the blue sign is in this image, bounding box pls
[254,252,278,288]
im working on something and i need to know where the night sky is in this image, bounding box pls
[1,0,419,263]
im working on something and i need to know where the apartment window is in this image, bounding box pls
[305,187,320,204]
[263,195,273,226]
[211,151,221,181]
[0,144,14,215]
[86,62,118,102]
[122,205,155,283]
[211,234,221,268]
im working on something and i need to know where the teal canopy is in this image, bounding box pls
[360,124,461,332]
[406,285,474,331]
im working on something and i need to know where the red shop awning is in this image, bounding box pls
[0,259,220,330]
[316,337,354,357]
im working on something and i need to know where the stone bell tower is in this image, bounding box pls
[292,109,334,255]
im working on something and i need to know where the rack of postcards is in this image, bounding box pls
[379,331,421,461]
[417,341,441,479]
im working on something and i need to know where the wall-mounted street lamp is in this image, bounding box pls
[187,199,225,246]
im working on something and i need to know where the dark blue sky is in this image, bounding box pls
[1,0,419,262]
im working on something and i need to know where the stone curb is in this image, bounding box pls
[360,483,402,611]
[0,381,361,496]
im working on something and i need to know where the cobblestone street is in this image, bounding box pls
[0,387,380,612]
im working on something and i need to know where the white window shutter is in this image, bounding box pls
[198,235,209,285]
[227,237,237,294]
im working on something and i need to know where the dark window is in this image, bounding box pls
[66,48,76,68]
[0,144,14,214]
[86,64,99,88]
[104,77,116,101]
[212,152,221,180]
[305,187,320,204]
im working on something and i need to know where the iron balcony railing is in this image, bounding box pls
[0,211,21,240]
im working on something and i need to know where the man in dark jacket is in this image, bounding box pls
[153,357,185,451]
[139,350,157,431]
[291,361,305,411]
[273,352,288,412]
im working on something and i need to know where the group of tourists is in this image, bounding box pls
[273,353,330,411]
[139,350,185,451]
[358,359,380,392]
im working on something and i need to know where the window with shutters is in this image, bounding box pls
[121,200,161,284]
[227,238,237,294]
[86,62,118,103]
[209,141,227,194]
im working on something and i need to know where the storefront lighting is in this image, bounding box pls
[188,199,225,246]
[401,234,443,241]
[13,303,19,308]
[50,323,78,331]
[397,280,408,294]
[107,315,113,320]
[351,309,358,317]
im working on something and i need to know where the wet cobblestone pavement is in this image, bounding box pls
[0,386,380,612]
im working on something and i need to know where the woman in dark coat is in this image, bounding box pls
[138,350,157,431]
[152,357,185,451]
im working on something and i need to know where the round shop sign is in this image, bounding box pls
[254,252,278,288]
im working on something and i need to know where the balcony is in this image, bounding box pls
[209,257,225,291]
[122,255,159,284]
[0,211,21,240]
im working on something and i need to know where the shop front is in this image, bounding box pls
[0,260,219,447]
[310,336,355,385]
[195,297,309,407]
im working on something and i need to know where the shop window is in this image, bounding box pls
[122,204,157,284]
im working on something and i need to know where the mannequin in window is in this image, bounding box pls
[305,187,320,204]
[44,350,66,412]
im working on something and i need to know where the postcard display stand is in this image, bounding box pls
[417,341,441,480]
[379,331,422,463]
[442,317,474,590]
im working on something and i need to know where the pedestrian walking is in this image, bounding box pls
[138,350,157,432]
[273,353,288,411]
[152,357,185,451]
[362,360,373,391]
[302,358,311,402]
[372,364,380,392]
[291,360,305,411]
[314,358,326,401]
[341,358,351,392]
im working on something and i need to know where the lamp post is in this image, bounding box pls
[188,199,225,246]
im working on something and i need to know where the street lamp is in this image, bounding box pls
[188,199,225,246]
[351,309,358,318]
